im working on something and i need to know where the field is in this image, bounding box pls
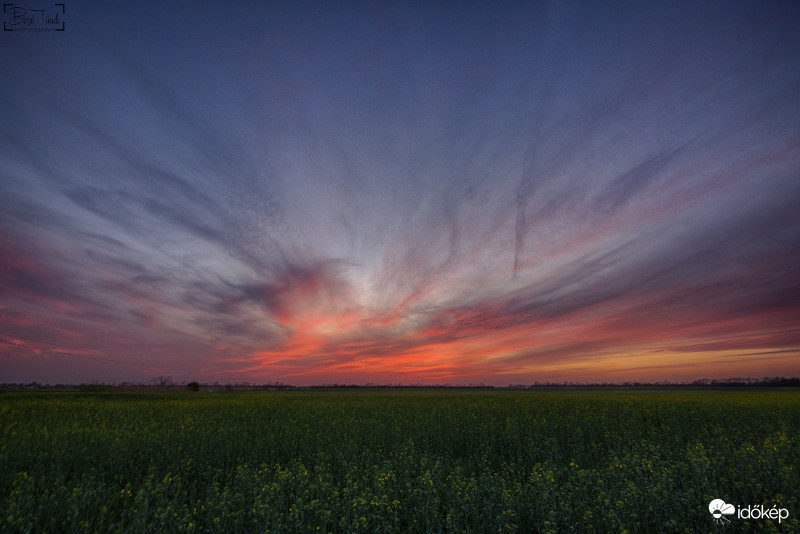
[1,389,798,533]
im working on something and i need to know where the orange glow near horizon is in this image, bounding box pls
[211,290,800,385]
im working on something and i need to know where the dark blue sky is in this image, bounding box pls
[1,1,799,384]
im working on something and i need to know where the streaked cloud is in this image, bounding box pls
[1,1,799,384]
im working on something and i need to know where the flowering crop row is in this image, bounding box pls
[1,390,797,532]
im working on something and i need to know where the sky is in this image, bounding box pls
[1,1,799,385]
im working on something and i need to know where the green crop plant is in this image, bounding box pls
[1,390,797,533]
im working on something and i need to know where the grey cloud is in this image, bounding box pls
[1,0,799,383]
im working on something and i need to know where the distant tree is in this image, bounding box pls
[187,381,200,392]
[151,375,175,387]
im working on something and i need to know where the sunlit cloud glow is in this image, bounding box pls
[1,1,799,384]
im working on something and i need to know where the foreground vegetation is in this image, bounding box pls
[1,389,797,533]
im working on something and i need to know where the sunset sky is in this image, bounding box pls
[1,1,799,385]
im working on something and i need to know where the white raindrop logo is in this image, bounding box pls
[709,499,736,524]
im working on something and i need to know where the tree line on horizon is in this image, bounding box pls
[2,376,800,391]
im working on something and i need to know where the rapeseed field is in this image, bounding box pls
[1,390,797,532]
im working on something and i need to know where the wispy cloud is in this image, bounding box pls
[1,1,799,384]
